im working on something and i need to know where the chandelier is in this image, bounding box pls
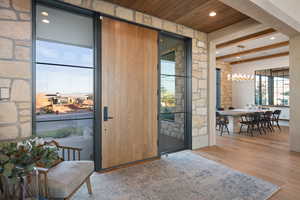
[227,73,254,81]
[226,45,254,81]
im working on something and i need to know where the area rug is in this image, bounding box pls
[73,151,279,200]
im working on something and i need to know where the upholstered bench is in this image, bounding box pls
[38,141,94,200]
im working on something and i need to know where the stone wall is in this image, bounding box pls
[191,39,208,149]
[217,61,232,109]
[0,0,209,149]
[0,0,32,140]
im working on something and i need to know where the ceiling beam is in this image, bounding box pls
[230,52,289,65]
[217,41,289,60]
[219,0,300,37]
[216,28,277,49]
[208,18,270,43]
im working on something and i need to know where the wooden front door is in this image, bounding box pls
[101,17,158,169]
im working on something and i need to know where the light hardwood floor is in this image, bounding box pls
[196,126,300,200]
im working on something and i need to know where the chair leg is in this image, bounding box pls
[250,125,254,136]
[220,125,224,136]
[262,123,267,134]
[277,121,281,132]
[86,176,92,195]
[269,121,274,132]
[239,124,243,134]
[246,125,250,134]
[226,125,230,135]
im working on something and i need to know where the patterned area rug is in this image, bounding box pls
[73,151,279,200]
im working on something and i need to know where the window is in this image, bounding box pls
[255,68,289,106]
[160,50,185,121]
[216,69,221,109]
[35,4,94,160]
[159,34,187,153]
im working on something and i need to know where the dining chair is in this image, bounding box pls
[271,110,281,131]
[216,112,230,136]
[252,112,263,135]
[240,113,262,136]
[239,114,251,134]
[261,111,274,133]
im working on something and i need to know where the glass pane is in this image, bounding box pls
[283,77,289,106]
[216,69,221,108]
[256,68,289,106]
[159,113,185,153]
[36,5,93,67]
[36,40,93,67]
[261,76,269,105]
[36,119,93,160]
[255,75,260,105]
[36,64,94,121]
[160,35,185,76]
[160,75,185,113]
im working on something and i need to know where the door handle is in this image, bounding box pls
[104,106,114,121]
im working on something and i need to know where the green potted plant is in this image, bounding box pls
[0,138,60,200]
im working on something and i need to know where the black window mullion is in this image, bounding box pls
[161,74,187,78]
[35,61,95,69]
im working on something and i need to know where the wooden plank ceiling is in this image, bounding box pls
[103,0,249,33]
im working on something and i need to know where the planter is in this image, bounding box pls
[0,169,39,200]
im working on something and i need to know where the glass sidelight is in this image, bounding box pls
[159,34,187,154]
[34,4,95,160]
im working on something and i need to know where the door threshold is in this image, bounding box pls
[159,148,188,157]
[97,156,160,173]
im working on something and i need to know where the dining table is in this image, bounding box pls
[218,109,266,134]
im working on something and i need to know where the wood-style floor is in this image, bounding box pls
[196,126,300,200]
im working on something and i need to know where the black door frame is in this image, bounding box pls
[157,32,192,155]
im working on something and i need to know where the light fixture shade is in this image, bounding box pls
[228,73,254,82]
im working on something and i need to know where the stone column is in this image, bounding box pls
[0,0,32,140]
[216,61,232,109]
[208,41,216,146]
[191,36,209,149]
[289,34,300,152]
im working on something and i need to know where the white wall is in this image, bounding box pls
[231,56,289,108]
[289,35,300,152]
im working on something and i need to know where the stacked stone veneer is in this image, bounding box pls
[0,0,32,140]
[0,0,208,149]
[191,38,208,148]
[217,61,232,109]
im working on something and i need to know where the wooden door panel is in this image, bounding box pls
[101,17,158,168]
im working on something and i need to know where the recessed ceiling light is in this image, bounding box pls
[41,11,48,16]
[209,11,217,17]
[42,19,50,24]
[270,37,276,40]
